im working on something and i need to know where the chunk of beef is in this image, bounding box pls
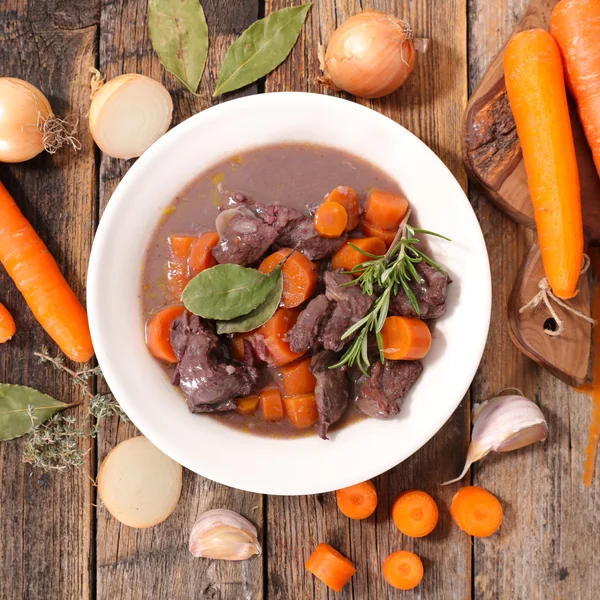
[275,217,347,260]
[261,203,306,232]
[287,294,331,353]
[320,271,373,352]
[239,334,270,366]
[171,312,259,412]
[211,209,278,266]
[390,261,449,319]
[356,360,423,419]
[310,351,350,439]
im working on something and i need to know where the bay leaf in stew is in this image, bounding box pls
[216,269,283,334]
[0,384,73,441]
[182,264,281,320]
[213,3,312,96]
[148,0,209,93]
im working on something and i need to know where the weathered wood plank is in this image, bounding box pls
[0,1,99,599]
[95,2,264,599]
[468,1,600,599]
[265,1,471,598]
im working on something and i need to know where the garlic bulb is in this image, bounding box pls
[189,509,261,561]
[442,394,548,485]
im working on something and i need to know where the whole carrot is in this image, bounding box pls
[0,301,16,343]
[504,29,583,300]
[0,181,94,361]
[551,0,600,178]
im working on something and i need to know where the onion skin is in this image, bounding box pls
[321,11,415,99]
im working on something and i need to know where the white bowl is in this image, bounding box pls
[88,92,491,496]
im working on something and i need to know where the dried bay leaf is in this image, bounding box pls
[148,0,209,93]
[214,3,312,96]
[216,270,283,334]
[0,384,73,442]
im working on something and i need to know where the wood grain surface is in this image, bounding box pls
[0,1,598,599]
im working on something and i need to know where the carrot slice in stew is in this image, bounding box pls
[146,305,185,363]
[283,393,319,429]
[167,235,195,299]
[331,237,387,273]
[314,202,348,238]
[380,316,432,360]
[305,543,356,592]
[392,490,439,538]
[188,231,219,277]
[259,249,318,308]
[360,220,397,248]
[0,301,16,343]
[260,388,284,421]
[325,186,360,230]
[258,308,305,367]
[280,357,316,396]
[383,551,424,590]
[336,480,378,519]
[364,189,408,230]
[236,395,260,415]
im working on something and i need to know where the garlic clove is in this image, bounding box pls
[189,508,261,561]
[495,421,548,452]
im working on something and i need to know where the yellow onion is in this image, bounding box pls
[319,11,426,99]
[0,78,79,163]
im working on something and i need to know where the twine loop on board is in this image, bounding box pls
[519,254,595,337]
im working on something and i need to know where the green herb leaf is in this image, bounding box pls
[0,384,73,442]
[213,3,312,96]
[148,0,209,93]
[182,264,281,320]
[216,269,283,334]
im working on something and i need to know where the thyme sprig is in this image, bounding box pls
[332,210,449,375]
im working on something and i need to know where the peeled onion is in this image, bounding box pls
[319,11,425,99]
[98,436,182,528]
[89,73,173,160]
[0,78,79,163]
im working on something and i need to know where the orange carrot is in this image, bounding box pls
[504,29,583,300]
[392,490,439,538]
[280,357,316,396]
[145,305,185,363]
[450,486,503,537]
[258,249,318,308]
[331,237,387,273]
[382,551,424,590]
[260,387,284,421]
[0,181,94,362]
[305,543,356,592]
[231,331,252,362]
[0,301,16,343]
[336,480,378,520]
[551,0,600,179]
[314,202,348,238]
[236,395,260,415]
[380,316,431,360]
[360,220,397,248]
[364,189,408,230]
[258,307,305,367]
[283,393,319,429]
[188,231,219,277]
[167,235,196,299]
[325,186,360,230]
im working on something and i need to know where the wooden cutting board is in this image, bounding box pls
[463,0,598,386]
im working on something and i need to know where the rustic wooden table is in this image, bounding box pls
[1,0,599,598]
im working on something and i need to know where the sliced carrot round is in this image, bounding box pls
[0,301,16,343]
[450,486,503,537]
[380,316,432,360]
[314,202,348,238]
[258,249,318,308]
[189,231,219,277]
[325,186,360,230]
[360,220,397,247]
[146,305,185,363]
[383,550,424,590]
[331,237,387,273]
[392,490,439,537]
[306,543,356,592]
[336,480,378,520]
[364,189,408,230]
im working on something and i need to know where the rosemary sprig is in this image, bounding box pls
[332,210,449,375]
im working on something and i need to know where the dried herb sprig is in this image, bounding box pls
[332,210,449,375]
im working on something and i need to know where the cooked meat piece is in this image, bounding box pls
[320,271,373,352]
[211,209,278,266]
[171,313,259,412]
[287,294,332,353]
[239,334,270,366]
[261,203,306,232]
[275,217,347,260]
[310,351,350,439]
[356,360,423,419]
[390,261,449,319]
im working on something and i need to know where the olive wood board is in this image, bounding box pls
[463,0,598,386]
